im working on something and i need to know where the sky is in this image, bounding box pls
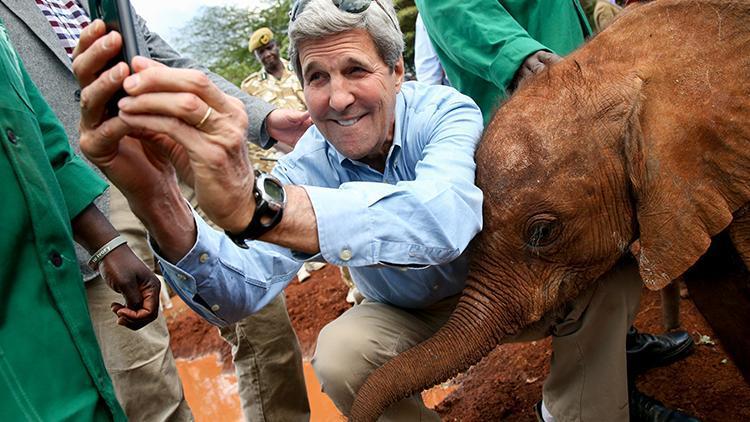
[130,0,265,45]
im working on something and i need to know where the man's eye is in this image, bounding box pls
[307,73,322,83]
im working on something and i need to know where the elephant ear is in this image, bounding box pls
[624,80,750,290]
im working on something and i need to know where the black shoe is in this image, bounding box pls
[627,327,694,374]
[630,388,700,422]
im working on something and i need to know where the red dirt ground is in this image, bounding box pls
[166,265,750,420]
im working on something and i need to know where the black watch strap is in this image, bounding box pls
[225,206,284,248]
[224,171,286,248]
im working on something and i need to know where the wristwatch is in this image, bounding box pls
[225,170,287,248]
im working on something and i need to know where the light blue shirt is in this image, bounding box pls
[156,82,484,326]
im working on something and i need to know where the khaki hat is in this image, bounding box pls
[249,27,274,52]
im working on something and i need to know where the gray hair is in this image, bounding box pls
[288,0,404,83]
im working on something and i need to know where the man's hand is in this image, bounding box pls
[72,204,161,329]
[98,245,161,330]
[116,56,257,233]
[511,50,562,91]
[266,108,312,150]
[73,20,196,263]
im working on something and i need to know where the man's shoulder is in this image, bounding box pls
[240,71,266,91]
[398,81,481,124]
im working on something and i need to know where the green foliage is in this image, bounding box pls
[173,0,292,86]
[394,0,417,74]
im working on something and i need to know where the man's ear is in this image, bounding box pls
[393,56,405,92]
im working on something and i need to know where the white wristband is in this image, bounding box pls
[87,235,128,270]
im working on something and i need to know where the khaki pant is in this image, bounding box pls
[312,259,641,422]
[85,275,192,421]
[219,294,310,422]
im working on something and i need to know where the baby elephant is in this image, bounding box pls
[350,0,750,419]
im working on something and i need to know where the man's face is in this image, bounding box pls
[254,40,281,70]
[299,29,404,165]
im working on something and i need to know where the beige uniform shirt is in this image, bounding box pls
[241,59,306,112]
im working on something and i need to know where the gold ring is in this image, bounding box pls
[195,106,213,129]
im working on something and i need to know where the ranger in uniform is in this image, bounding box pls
[241,27,306,112]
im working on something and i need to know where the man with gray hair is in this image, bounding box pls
[73,0,655,421]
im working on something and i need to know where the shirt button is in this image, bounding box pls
[432,284,439,291]
[211,304,220,312]
[49,251,63,267]
[339,249,353,261]
[6,129,17,144]
[74,89,81,102]
[199,253,209,263]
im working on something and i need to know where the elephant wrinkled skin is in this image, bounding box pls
[350,0,750,420]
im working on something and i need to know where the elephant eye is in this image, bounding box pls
[524,214,561,249]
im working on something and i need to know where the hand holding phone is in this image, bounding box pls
[88,0,142,115]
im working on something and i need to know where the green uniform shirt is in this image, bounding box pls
[416,0,592,124]
[0,21,124,421]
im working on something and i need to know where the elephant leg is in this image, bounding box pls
[660,279,681,330]
[729,204,750,270]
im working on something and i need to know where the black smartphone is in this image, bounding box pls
[88,0,142,115]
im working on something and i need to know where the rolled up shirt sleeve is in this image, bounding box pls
[154,208,302,326]
[302,93,484,268]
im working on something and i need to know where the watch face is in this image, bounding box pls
[263,177,284,201]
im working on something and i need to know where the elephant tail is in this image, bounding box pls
[349,286,503,421]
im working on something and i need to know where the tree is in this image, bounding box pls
[173,0,292,86]
[394,0,417,74]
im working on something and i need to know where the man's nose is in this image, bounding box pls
[328,78,355,112]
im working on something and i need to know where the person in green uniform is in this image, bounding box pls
[0,19,159,421]
[415,0,592,125]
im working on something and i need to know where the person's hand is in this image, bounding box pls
[511,50,562,91]
[116,56,257,233]
[73,21,197,263]
[98,245,161,330]
[266,108,312,150]
[72,20,177,200]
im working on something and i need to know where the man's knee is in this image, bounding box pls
[314,319,373,381]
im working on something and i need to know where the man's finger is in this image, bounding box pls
[119,280,145,311]
[131,55,167,72]
[537,51,562,65]
[72,19,106,61]
[80,62,129,129]
[123,65,230,114]
[118,112,212,156]
[118,92,212,127]
[80,117,131,163]
[73,31,123,88]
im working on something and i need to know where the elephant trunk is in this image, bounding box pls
[349,283,506,421]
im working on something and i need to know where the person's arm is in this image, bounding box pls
[414,14,448,85]
[416,0,549,91]
[152,205,302,326]
[23,53,160,329]
[133,12,310,149]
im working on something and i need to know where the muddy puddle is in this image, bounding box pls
[176,353,455,421]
